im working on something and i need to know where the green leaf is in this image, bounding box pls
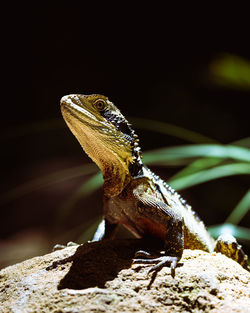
[233,137,250,148]
[58,172,103,221]
[1,118,64,142]
[54,215,102,244]
[169,163,250,190]
[225,189,250,225]
[130,117,217,144]
[77,217,103,243]
[208,223,250,241]
[170,157,223,180]
[170,138,250,181]
[0,163,97,205]
[143,144,250,165]
[210,54,250,90]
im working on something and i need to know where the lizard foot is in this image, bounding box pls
[133,250,178,278]
[53,241,79,252]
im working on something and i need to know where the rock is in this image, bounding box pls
[0,239,249,312]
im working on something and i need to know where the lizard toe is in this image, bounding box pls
[147,256,178,278]
[133,251,178,278]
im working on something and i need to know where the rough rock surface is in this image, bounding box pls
[0,239,249,313]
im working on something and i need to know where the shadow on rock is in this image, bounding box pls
[47,239,160,290]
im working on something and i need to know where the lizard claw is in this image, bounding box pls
[53,241,79,252]
[133,250,178,278]
[147,256,178,278]
[134,250,158,258]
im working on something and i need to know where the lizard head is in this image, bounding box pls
[60,94,142,195]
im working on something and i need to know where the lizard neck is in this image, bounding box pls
[60,93,144,197]
[102,154,144,197]
[102,165,130,197]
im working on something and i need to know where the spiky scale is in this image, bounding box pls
[60,94,249,274]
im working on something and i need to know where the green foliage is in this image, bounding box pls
[59,172,103,222]
[1,55,250,242]
[129,117,216,144]
[0,118,65,142]
[169,163,250,190]
[58,129,249,240]
[0,164,97,206]
[1,118,249,242]
[210,54,250,90]
[143,144,250,164]
[225,189,250,225]
[208,224,250,242]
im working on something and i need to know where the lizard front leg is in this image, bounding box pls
[53,219,118,251]
[132,191,184,277]
[134,218,184,277]
[92,218,118,241]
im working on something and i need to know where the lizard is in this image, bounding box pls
[60,93,249,277]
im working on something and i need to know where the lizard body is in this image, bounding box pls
[60,94,248,276]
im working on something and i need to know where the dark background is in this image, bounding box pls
[1,4,249,268]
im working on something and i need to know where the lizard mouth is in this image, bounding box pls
[60,94,100,124]
[60,94,133,147]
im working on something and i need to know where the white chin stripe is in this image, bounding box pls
[61,95,98,122]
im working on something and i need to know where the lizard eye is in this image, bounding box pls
[94,99,107,111]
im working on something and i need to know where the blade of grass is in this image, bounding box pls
[171,138,250,181]
[54,215,102,244]
[232,137,250,148]
[1,116,215,144]
[145,158,194,166]
[143,144,250,165]
[0,163,97,205]
[76,217,103,243]
[1,118,64,142]
[170,157,223,180]
[130,117,217,144]
[59,172,103,221]
[169,163,250,190]
[210,54,250,90]
[225,189,250,225]
[208,223,250,241]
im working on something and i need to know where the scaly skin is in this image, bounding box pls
[60,94,249,276]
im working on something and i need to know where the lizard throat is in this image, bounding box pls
[61,94,143,195]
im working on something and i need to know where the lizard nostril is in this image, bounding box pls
[60,94,75,105]
[60,95,70,106]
